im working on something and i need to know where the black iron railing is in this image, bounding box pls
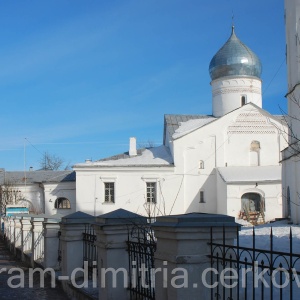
[208,226,300,300]
[57,230,62,264]
[83,223,97,278]
[127,225,156,300]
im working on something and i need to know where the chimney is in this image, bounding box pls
[129,137,137,156]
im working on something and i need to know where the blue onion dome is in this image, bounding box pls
[209,26,262,81]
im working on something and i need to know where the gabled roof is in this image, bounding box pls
[0,170,76,185]
[163,104,287,142]
[74,145,174,168]
[163,114,216,143]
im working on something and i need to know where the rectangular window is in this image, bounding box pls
[104,182,115,203]
[200,191,205,203]
[146,182,156,203]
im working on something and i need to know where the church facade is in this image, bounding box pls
[0,169,76,217]
[282,0,300,224]
[74,27,287,223]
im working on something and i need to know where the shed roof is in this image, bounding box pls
[217,166,281,183]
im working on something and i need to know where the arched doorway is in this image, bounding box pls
[16,199,35,213]
[241,192,265,225]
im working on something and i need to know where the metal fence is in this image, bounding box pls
[83,223,97,278]
[33,229,44,262]
[127,225,156,300]
[57,230,62,266]
[208,226,300,300]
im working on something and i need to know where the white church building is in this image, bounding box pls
[74,27,287,223]
[0,169,76,217]
[282,0,300,224]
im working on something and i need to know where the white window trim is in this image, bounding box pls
[100,176,117,182]
[145,182,157,204]
[103,182,115,204]
[141,176,160,182]
[141,177,162,204]
[99,177,117,204]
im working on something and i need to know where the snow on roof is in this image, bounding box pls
[217,166,281,183]
[163,114,216,143]
[172,117,216,139]
[75,145,174,167]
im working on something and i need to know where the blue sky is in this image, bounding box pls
[0,0,287,170]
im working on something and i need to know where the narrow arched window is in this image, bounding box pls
[241,96,246,106]
[250,140,260,166]
[199,160,204,169]
[250,141,260,151]
[55,197,71,209]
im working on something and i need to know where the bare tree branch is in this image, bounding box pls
[39,152,65,170]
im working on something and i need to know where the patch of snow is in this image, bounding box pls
[90,145,173,166]
[218,165,281,182]
[239,219,300,252]
[236,220,300,298]
[235,218,253,227]
[172,117,216,139]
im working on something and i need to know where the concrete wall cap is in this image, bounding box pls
[61,211,95,223]
[152,213,240,228]
[96,208,147,225]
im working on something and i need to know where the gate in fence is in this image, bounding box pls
[208,226,300,300]
[127,225,156,300]
[83,223,97,278]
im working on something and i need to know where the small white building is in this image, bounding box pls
[74,27,287,223]
[0,169,76,216]
[282,0,300,224]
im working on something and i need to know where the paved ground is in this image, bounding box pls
[0,237,69,300]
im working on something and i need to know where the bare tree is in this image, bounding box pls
[138,140,156,149]
[276,89,300,162]
[39,152,65,170]
[0,181,23,214]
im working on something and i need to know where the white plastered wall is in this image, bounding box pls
[211,76,262,117]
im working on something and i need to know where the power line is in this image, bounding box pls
[263,57,286,95]
[25,138,44,155]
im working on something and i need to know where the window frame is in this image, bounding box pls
[104,182,115,204]
[199,160,204,169]
[146,182,157,204]
[241,95,247,106]
[54,197,71,209]
[199,191,205,203]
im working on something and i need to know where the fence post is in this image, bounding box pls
[31,215,46,267]
[94,208,147,300]
[152,213,239,300]
[3,216,9,242]
[43,214,62,269]
[13,216,22,257]
[60,211,95,278]
[9,217,15,251]
[20,215,33,264]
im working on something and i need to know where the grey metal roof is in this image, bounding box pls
[0,170,76,185]
[209,26,262,81]
[163,114,214,143]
